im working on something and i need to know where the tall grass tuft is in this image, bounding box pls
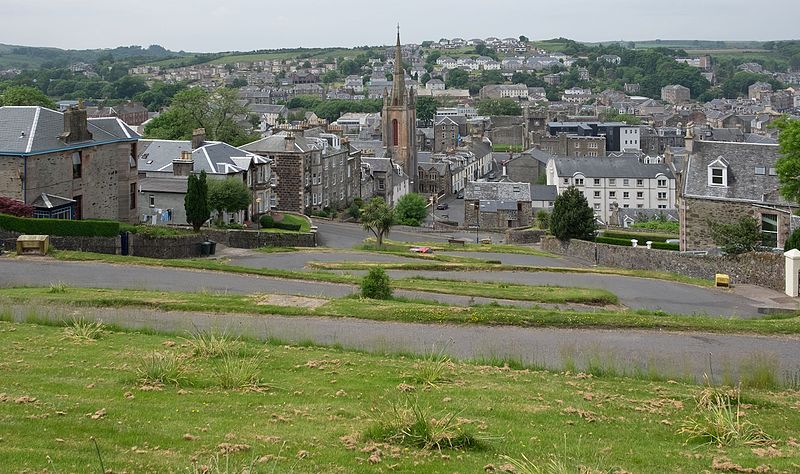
[411,347,453,387]
[62,317,104,341]
[213,356,264,390]
[185,331,243,358]
[679,386,772,446]
[499,454,572,474]
[739,354,779,390]
[136,351,187,386]
[48,281,68,293]
[363,397,482,450]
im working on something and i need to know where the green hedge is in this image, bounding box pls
[595,236,633,246]
[602,230,676,243]
[259,215,302,231]
[0,214,119,237]
[650,241,680,251]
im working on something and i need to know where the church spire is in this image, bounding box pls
[391,25,405,106]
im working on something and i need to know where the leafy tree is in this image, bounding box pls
[476,98,522,116]
[445,69,470,89]
[425,51,441,67]
[775,118,800,203]
[134,81,188,111]
[185,171,210,232]
[113,75,148,99]
[0,85,55,108]
[361,197,395,247]
[207,177,251,224]
[710,216,762,254]
[599,110,642,125]
[361,267,392,300]
[535,210,550,230]
[550,186,596,241]
[519,35,529,44]
[415,96,439,126]
[322,70,341,84]
[785,227,800,251]
[0,196,34,217]
[394,193,428,226]
[420,72,431,85]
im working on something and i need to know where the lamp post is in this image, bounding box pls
[255,197,262,229]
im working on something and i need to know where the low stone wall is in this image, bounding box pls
[201,229,316,249]
[506,228,546,244]
[129,234,205,259]
[0,230,119,254]
[542,236,785,292]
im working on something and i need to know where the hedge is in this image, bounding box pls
[595,236,633,246]
[259,215,302,231]
[0,214,119,237]
[602,230,676,243]
[650,241,680,251]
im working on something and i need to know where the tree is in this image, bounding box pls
[445,69,470,89]
[476,98,522,116]
[394,193,428,226]
[0,196,34,217]
[519,35,529,44]
[361,197,395,247]
[207,177,251,224]
[322,70,341,84]
[361,267,392,300]
[775,118,800,203]
[113,75,148,99]
[710,216,762,254]
[415,96,439,126]
[550,187,596,241]
[185,171,210,232]
[0,85,55,108]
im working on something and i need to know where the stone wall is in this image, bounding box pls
[506,228,546,244]
[542,236,785,291]
[129,234,205,259]
[0,230,119,254]
[201,229,316,248]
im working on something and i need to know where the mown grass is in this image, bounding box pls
[0,320,798,472]
[1,287,799,336]
[359,238,556,258]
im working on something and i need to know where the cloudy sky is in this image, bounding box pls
[2,0,798,51]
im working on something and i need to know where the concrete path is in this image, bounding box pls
[8,304,798,385]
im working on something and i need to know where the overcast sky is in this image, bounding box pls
[2,0,798,52]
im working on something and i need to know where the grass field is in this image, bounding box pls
[2,286,799,335]
[0,319,798,472]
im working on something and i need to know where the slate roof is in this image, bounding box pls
[0,106,138,155]
[31,193,75,209]
[553,156,674,179]
[683,140,791,205]
[465,181,531,201]
[240,132,325,154]
[138,139,268,175]
[350,139,387,158]
[531,184,557,201]
[138,176,189,194]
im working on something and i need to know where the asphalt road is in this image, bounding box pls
[313,220,503,248]
[8,304,798,384]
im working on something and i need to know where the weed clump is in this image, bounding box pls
[185,331,243,358]
[361,267,392,300]
[62,317,104,341]
[136,351,187,386]
[411,349,452,387]
[679,385,772,447]
[213,356,264,390]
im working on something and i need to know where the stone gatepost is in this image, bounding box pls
[784,249,800,297]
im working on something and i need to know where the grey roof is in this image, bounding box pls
[361,157,391,173]
[248,104,287,114]
[683,140,791,205]
[418,160,451,175]
[31,193,75,209]
[349,139,387,158]
[518,148,555,165]
[553,156,674,179]
[0,106,138,155]
[531,185,557,201]
[138,176,189,194]
[240,132,325,154]
[465,180,531,201]
[138,139,267,175]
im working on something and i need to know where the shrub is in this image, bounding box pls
[595,236,633,247]
[785,227,800,251]
[631,220,680,234]
[650,241,680,251]
[535,210,550,230]
[0,197,33,217]
[185,331,243,358]
[259,214,302,231]
[361,267,392,300]
[711,216,762,254]
[394,193,428,226]
[411,349,452,387]
[347,201,361,220]
[0,213,119,236]
[550,187,595,241]
[62,317,104,341]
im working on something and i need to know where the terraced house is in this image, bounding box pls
[0,106,140,222]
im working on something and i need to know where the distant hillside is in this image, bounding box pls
[0,43,191,69]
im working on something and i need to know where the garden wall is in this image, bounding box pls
[128,234,206,259]
[506,228,546,244]
[201,229,316,249]
[0,230,119,254]
[541,236,785,292]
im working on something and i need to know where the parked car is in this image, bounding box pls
[456,191,464,199]
[436,203,449,210]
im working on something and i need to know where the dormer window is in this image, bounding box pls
[708,157,729,187]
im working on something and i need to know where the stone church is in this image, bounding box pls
[382,28,418,191]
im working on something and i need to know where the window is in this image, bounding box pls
[636,179,643,187]
[657,204,667,209]
[657,178,667,187]
[378,179,385,190]
[623,179,629,186]
[609,191,616,199]
[658,192,667,200]
[149,195,155,207]
[563,178,569,185]
[130,183,136,209]
[761,213,778,248]
[575,178,584,186]
[593,191,600,198]
[623,204,629,208]
[636,191,643,199]
[130,143,137,168]
[637,204,644,208]
[609,178,616,186]
[392,119,399,146]
[710,168,725,185]
[72,151,82,179]
[593,178,600,186]
[623,192,629,199]
[768,168,777,176]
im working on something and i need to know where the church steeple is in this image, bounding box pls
[390,25,405,106]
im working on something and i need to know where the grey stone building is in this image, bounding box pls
[360,157,409,206]
[680,138,797,251]
[433,116,467,153]
[241,129,361,214]
[464,180,533,230]
[661,84,691,105]
[0,106,140,222]
[503,148,554,187]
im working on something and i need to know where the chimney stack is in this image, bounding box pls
[172,150,194,177]
[191,128,206,150]
[284,132,296,151]
[60,107,93,144]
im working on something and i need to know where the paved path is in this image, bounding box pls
[8,304,798,385]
